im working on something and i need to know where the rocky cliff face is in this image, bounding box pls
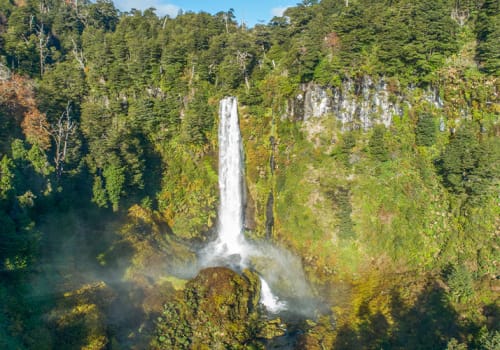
[287,77,443,129]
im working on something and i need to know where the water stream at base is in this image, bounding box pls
[260,277,287,313]
[207,96,286,313]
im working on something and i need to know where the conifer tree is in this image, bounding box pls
[415,113,436,147]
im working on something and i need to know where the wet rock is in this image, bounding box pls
[265,192,274,239]
[244,186,257,231]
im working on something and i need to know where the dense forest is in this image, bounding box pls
[0,0,499,348]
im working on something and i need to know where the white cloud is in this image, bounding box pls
[114,0,180,17]
[270,6,289,17]
[154,3,181,17]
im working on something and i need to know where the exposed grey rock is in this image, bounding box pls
[286,77,443,130]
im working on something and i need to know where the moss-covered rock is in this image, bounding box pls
[257,318,286,339]
[153,267,264,349]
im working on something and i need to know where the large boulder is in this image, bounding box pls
[154,267,263,349]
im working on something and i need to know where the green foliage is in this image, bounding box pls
[87,0,119,32]
[27,143,52,176]
[157,143,218,239]
[335,279,467,350]
[415,113,437,147]
[332,131,356,166]
[181,88,216,145]
[155,302,192,349]
[0,155,14,199]
[446,265,474,303]
[476,0,500,75]
[438,124,477,195]
[368,125,389,162]
[11,139,28,160]
[92,175,108,208]
[477,328,500,350]
[314,56,342,87]
[274,120,322,246]
[103,159,125,212]
[37,61,87,117]
[437,122,499,206]
[329,186,355,240]
[2,3,40,75]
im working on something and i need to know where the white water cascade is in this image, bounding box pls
[260,277,287,314]
[215,97,247,258]
[211,96,286,313]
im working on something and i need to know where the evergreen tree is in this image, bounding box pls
[415,113,437,147]
[92,175,108,208]
[476,0,500,75]
[436,122,498,207]
[438,123,478,195]
[103,157,125,212]
[369,125,389,162]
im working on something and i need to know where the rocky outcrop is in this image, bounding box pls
[286,77,443,130]
[154,267,264,349]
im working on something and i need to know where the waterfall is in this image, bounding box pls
[212,96,286,313]
[215,97,247,258]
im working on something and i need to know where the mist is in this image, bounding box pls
[28,207,188,348]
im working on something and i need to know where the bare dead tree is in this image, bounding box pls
[71,38,86,70]
[451,8,469,26]
[39,0,50,14]
[43,103,77,179]
[29,15,50,76]
[236,50,252,92]
[223,13,229,33]
[0,63,11,81]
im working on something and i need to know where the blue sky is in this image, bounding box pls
[113,0,295,27]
